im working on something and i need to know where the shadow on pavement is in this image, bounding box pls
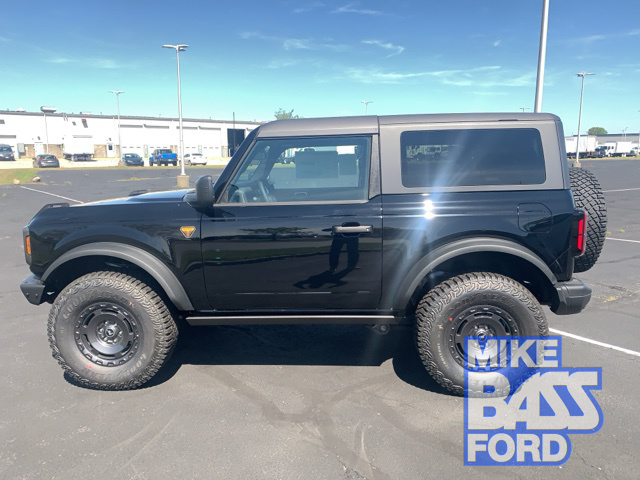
[144,324,451,395]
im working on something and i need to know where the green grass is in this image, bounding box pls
[0,169,38,185]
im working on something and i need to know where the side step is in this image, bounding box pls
[185,314,398,326]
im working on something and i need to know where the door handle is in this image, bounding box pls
[332,225,373,234]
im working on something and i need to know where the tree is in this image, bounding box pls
[588,127,607,135]
[274,108,299,119]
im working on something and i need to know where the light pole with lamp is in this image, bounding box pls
[574,72,594,168]
[40,106,56,154]
[162,43,189,188]
[622,126,628,141]
[361,100,372,115]
[109,90,124,166]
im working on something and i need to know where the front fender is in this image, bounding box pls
[41,242,194,311]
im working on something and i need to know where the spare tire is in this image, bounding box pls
[569,167,607,272]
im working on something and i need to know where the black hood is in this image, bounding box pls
[80,189,190,207]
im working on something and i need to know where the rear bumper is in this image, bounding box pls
[551,278,592,315]
[20,274,46,305]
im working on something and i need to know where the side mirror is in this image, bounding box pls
[185,175,214,206]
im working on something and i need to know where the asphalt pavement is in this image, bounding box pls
[0,161,638,479]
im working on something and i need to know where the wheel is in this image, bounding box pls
[172,162,177,167]
[48,271,178,390]
[415,272,548,396]
[569,167,607,272]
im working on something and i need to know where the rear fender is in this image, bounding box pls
[385,237,557,313]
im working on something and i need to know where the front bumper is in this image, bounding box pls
[551,278,592,315]
[20,274,46,305]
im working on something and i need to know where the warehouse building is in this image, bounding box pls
[0,110,262,159]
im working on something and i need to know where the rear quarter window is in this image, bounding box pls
[400,128,546,187]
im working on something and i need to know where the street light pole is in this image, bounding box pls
[520,107,530,113]
[622,127,628,141]
[361,100,372,114]
[163,43,189,187]
[534,0,550,112]
[109,90,124,166]
[575,72,595,168]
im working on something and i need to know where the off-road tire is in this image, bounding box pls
[48,271,178,390]
[569,167,607,272]
[415,272,548,396]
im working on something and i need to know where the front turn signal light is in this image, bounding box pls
[25,235,31,256]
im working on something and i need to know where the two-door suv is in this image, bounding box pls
[20,113,607,393]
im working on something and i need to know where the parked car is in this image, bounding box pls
[123,153,144,166]
[20,113,608,393]
[0,144,15,161]
[32,154,60,168]
[149,148,177,166]
[184,153,207,165]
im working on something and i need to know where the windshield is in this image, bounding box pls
[158,149,171,154]
[0,146,11,152]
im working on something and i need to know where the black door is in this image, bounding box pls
[200,134,382,311]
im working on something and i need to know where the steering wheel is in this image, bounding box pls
[256,179,272,202]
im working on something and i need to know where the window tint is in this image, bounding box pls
[226,136,371,203]
[400,128,546,187]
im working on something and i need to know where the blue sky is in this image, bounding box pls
[1,0,639,133]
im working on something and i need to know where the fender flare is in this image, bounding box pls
[387,237,557,312]
[42,242,194,311]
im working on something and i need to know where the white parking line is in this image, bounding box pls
[20,186,82,204]
[549,328,640,358]
[603,187,640,193]
[607,237,640,244]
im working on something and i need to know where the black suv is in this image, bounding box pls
[20,113,607,393]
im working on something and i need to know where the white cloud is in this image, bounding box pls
[362,40,405,57]
[46,57,75,64]
[332,3,382,15]
[492,39,502,47]
[293,2,325,13]
[628,29,640,36]
[344,65,535,88]
[568,34,607,45]
[89,58,121,69]
[240,31,347,52]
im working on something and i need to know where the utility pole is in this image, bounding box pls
[109,90,124,166]
[534,0,550,112]
[361,100,373,114]
[162,43,189,188]
[575,72,595,168]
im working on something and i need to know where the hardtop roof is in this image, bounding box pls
[257,113,560,137]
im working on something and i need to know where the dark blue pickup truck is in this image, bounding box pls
[149,148,178,166]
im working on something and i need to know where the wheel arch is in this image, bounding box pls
[41,242,194,311]
[388,237,557,316]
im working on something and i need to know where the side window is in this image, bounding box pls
[225,136,371,203]
[400,128,546,187]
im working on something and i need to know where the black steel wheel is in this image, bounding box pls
[75,302,142,367]
[447,305,517,369]
[48,271,178,390]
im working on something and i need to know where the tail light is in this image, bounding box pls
[573,210,588,257]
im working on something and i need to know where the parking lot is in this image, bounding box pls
[0,160,639,479]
